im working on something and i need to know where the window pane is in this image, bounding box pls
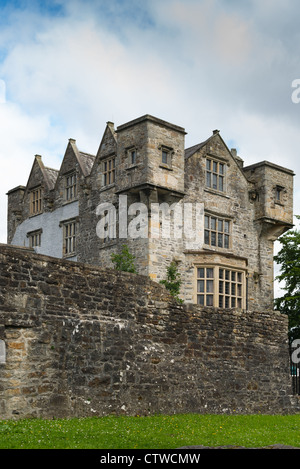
[211,231,216,246]
[219,296,223,308]
[224,221,230,233]
[219,176,224,192]
[213,174,218,189]
[218,219,223,231]
[197,280,204,293]
[206,280,213,293]
[206,172,211,187]
[213,161,218,173]
[162,150,168,164]
[211,218,216,230]
[219,280,223,293]
[204,230,210,244]
[205,215,209,229]
[224,235,229,249]
[218,233,223,247]
[206,159,211,170]
[206,295,213,306]
[198,268,204,278]
[219,269,224,279]
[197,295,204,305]
[219,163,224,175]
[207,268,214,278]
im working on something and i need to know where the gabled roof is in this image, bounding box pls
[185,130,250,183]
[78,151,96,177]
[43,166,59,190]
[25,155,58,192]
[65,139,95,177]
[184,140,208,159]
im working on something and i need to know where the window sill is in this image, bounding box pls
[29,212,43,218]
[62,199,78,206]
[100,183,116,192]
[159,164,173,171]
[204,188,230,199]
[63,253,77,259]
[99,240,117,249]
[126,164,139,170]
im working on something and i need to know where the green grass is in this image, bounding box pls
[0,414,300,449]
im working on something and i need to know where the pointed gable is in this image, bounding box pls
[22,154,58,217]
[89,122,117,185]
[25,154,58,192]
[53,138,95,197]
[95,121,117,162]
[185,130,249,186]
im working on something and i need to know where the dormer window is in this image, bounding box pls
[206,158,225,192]
[30,187,42,215]
[65,172,77,201]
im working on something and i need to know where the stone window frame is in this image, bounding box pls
[60,218,78,258]
[29,186,43,216]
[205,157,226,193]
[102,155,116,187]
[125,146,138,168]
[65,171,77,202]
[204,214,231,249]
[195,265,246,310]
[159,145,174,170]
[275,185,285,205]
[27,228,43,248]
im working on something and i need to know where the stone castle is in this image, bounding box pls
[1,114,299,419]
[7,114,294,310]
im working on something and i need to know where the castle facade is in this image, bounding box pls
[7,114,294,311]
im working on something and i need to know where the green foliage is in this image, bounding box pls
[160,261,183,304]
[111,244,137,273]
[0,414,300,449]
[274,216,300,341]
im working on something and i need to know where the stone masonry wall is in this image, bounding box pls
[0,244,298,419]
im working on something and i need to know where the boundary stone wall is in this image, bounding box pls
[0,244,299,419]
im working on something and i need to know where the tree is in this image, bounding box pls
[160,261,183,304]
[274,216,300,342]
[111,244,137,273]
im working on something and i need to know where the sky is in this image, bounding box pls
[0,0,299,296]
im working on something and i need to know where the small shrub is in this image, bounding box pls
[111,245,137,273]
[160,261,183,304]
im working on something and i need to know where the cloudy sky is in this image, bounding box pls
[0,0,299,295]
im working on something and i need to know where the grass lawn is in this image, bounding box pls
[0,414,300,449]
